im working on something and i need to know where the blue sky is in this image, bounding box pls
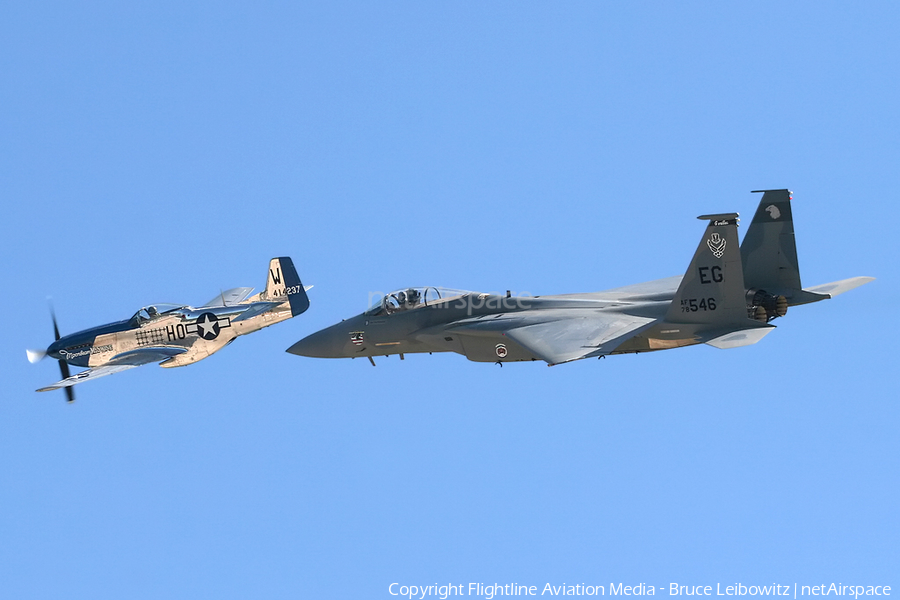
[1,2,896,598]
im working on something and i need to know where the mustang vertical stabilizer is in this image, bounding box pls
[260,257,310,317]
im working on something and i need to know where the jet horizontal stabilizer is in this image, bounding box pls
[802,276,875,299]
[704,325,775,349]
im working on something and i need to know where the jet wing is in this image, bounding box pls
[448,310,656,366]
[35,347,188,391]
[504,314,657,365]
[202,287,255,307]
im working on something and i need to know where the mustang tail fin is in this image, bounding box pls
[665,213,752,326]
[263,257,310,317]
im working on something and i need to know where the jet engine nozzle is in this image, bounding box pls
[746,289,788,322]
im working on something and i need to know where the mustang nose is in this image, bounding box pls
[46,339,63,358]
[287,327,346,358]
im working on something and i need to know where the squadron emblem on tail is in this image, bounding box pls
[707,233,726,258]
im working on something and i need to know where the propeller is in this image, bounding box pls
[32,304,74,403]
[59,365,75,404]
[49,306,75,403]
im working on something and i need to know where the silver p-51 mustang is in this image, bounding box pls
[288,191,873,366]
[29,257,310,401]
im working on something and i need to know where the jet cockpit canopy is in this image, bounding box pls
[366,287,470,316]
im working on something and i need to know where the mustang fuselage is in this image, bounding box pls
[49,301,296,370]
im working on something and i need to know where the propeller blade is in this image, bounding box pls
[45,303,74,402]
[58,359,74,403]
[26,349,47,363]
[50,305,61,341]
[58,358,71,380]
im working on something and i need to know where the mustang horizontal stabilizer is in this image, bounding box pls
[203,287,255,308]
[231,301,284,322]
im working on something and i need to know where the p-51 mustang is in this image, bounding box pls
[29,257,310,401]
[288,190,873,366]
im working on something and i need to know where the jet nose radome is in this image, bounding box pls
[287,327,347,358]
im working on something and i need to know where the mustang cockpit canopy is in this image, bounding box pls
[366,287,471,316]
[130,304,186,326]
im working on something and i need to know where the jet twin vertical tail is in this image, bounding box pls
[664,212,774,348]
[740,189,803,298]
[738,189,874,306]
[665,212,749,326]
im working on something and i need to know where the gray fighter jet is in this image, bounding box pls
[287,191,872,366]
[29,257,310,401]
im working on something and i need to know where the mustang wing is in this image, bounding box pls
[37,364,137,391]
[202,287,255,307]
[36,347,188,392]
